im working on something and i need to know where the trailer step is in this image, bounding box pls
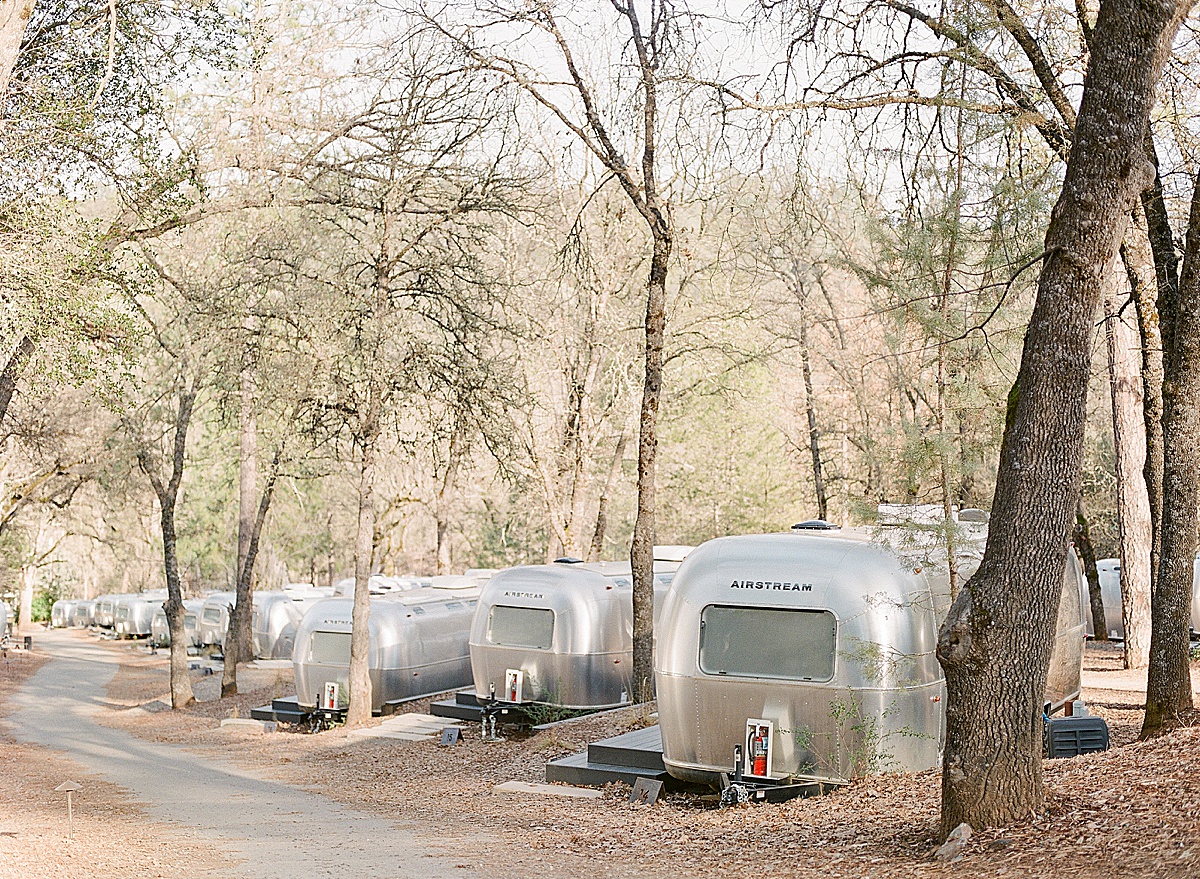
[251,697,310,724]
[545,725,670,787]
[430,698,487,722]
[587,726,665,772]
[544,750,669,787]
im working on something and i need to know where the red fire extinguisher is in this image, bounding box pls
[752,730,767,776]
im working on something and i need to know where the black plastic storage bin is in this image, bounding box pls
[1045,716,1109,758]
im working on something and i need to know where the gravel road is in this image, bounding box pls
[6,630,470,879]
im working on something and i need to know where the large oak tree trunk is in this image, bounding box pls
[630,232,670,704]
[935,0,1186,833]
[1103,288,1153,667]
[1142,170,1200,737]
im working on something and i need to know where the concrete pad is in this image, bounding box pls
[493,781,604,799]
[347,729,434,742]
[220,718,278,733]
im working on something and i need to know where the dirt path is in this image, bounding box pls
[5,631,470,879]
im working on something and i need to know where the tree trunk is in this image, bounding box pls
[222,450,279,697]
[631,232,670,705]
[138,383,198,710]
[0,0,35,104]
[222,365,259,696]
[1103,288,1154,668]
[1074,503,1108,640]
[795,280,827,520]
[1137,150,1176,592]
[1126,201,1168,596]
[1142,169,1200,737]
[346,405,380,727]
[18,562,35,633]
[0,336,35,429]
[589,430,628,561]
[935,0,1185,833]
[434,435,460,574]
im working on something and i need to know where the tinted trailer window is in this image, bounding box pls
[488,606,554,649]
[699,606,836,682]
[309,631,352,665]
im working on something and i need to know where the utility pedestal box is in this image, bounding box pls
[1045,716,1109,758]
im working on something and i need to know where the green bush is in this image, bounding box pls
[30,583,66,623]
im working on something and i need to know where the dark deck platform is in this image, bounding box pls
[250,697,309,724]
[430,689,487,721]
[545,725,670,787]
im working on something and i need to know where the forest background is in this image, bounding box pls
[1,0,1192,615]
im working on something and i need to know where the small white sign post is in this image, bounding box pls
[54,781,82,839]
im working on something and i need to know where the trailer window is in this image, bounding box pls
[488,606,554,649]
[699,606,836,682]
[309,631,352,665]
[202,607,222,624]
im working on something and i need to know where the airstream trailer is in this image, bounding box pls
[331,575,432,597]
[0,602,9,641]
[197,592,236,649]
[655,527,1086,787]
[114,593,166,639]
[92,594,123,630]
[50,599,76,628]
[293,576,486,714]
[251,591,310,660]
[1083,559,1124,639]
[68,600,94,628]
[150,598,205,648]
[468,550,690,710]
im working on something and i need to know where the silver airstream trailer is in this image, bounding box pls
[468,548,690,710]
[251,591,312,660]
[655,525,1086,787]
[197,592,236,649]
[1083,556,1200,638]
[331,575,431,597]
[68,600,94,628]
[0,602,9,641]
[150,598,205,648]
[292,575,486,714]
[1084,558,1124,639]
[92,594,123,630]
[50,599,76,628]
[114,593,165,639]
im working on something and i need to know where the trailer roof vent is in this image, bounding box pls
[791,520,841,531]
[553,557,585,564]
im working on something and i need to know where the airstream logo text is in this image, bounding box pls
[502,590,544,600]
[730,580,813,592]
